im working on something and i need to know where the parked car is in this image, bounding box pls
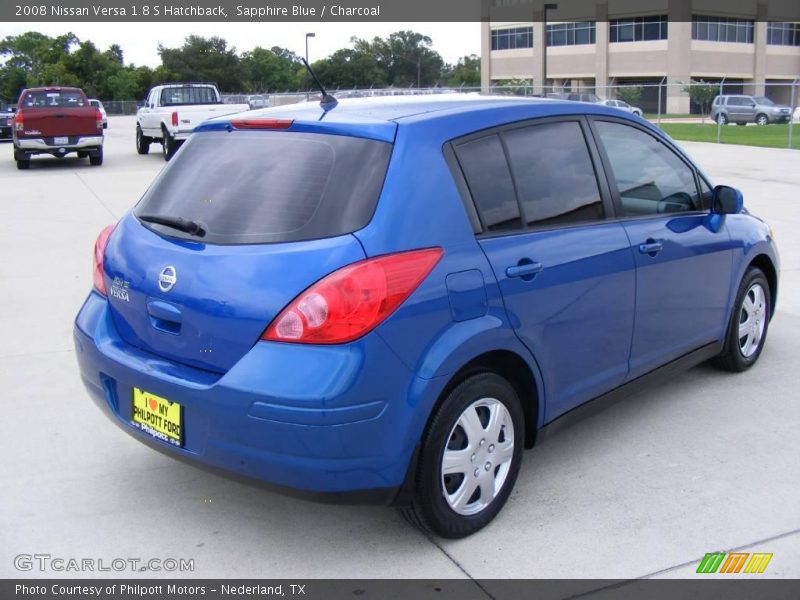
[547,92,601,103]
[597,98,643,117]
[0,106,14,140]
[89,99,108,128]
[248,94,267,109]
[711,94,792,125]
[76,96,778,538]
[13,86,104,169]
[135,83,250,161]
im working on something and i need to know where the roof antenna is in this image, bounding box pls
[301,57,338,109]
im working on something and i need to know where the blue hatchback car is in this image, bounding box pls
[75,96,778,538]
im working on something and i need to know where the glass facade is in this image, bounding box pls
[546,22,596,47]
[767,22,800,46]
[609,16,668,43]
[692,16,754,43]
[491,27,534,51]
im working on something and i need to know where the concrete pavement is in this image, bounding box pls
[1,116,797,581]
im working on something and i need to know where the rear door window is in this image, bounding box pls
[453,135,522,232]
[503,121,604,227]
[135,131,392,244]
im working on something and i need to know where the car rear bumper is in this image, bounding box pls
[73,292,434,502]
[15,135,103,151]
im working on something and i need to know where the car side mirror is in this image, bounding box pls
[712,185,743,214]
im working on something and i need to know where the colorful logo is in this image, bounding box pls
[697,552,773,574]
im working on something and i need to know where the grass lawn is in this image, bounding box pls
[658,123,800,149]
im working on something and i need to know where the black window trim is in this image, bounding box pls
[446,115,616,239]
[585,115,711,223]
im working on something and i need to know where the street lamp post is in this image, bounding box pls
[543,3,557,96]
[305,32,315,100]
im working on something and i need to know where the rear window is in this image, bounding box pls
[135,130,392,244]
[21,90,86,108]
[160,86,218,106]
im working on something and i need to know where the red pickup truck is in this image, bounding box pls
[13,86,104,169]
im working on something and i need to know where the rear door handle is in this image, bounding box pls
[506,262,544,279]
[638,240,663,256]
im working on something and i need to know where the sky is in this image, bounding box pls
[2,22,482,66]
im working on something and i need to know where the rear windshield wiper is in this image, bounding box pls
[138,214,206,237]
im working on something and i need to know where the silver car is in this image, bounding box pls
[711,94,791,126]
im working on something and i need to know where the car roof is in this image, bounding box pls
[197,94,651,143]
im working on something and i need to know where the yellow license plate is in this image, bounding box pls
[132,388,182,447]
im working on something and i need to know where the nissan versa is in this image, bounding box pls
[74,96,779,538]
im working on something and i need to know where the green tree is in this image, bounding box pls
[448,55,480,87]
[158,36,242,92]
[240,46,302,92]
[374,30,444,87]
[311,46,387,90]
[683,79,717,117]
[615,85,643,106]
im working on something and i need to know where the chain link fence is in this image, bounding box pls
[100,79,800,149]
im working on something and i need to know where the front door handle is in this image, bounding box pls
[638,240,663,256]
[506,261,544,279]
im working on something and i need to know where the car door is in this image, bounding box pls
[590,118,734,379]
[453,118,637,421]
[139,90,158,134]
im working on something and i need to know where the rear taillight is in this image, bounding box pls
[230,118,293,130]
[262,248,443,344]
[171,111,178,127]
[95,108,103,130]
[14,111,23,132]
[93,224,117,296]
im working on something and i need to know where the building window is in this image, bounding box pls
[546,22,596,46]
[767,22,800,46]
[609,16,668,43]
[692,16,754,43]
[491,27,534,51]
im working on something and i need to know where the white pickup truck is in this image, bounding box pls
[135,83,250,161]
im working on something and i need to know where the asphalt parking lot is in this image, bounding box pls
[1,115,798,582]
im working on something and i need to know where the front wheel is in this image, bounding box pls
[756,114,769,126]
[713,267,771,372]
[136,126,151,155]
[401,372,524,538]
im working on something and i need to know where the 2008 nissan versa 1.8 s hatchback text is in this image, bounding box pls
[74,96,779,538]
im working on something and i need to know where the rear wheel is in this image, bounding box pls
[14,147,30,169]
[162,131,177,161]
[713,267,771,372]
[756,113,769,126]
[136,126,151,155]
[400,372,524,538]
[89,147,103,166]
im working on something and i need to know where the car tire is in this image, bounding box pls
[16,158,30,170]
[756,114,769,126]
[400,372,525,539]
[89,147,103,166]
[136,126,151,155]
[717,113,728,125]
[162,132,177,161]
[713,267,771,373]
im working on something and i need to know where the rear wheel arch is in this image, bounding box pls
[430,350,540,450]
